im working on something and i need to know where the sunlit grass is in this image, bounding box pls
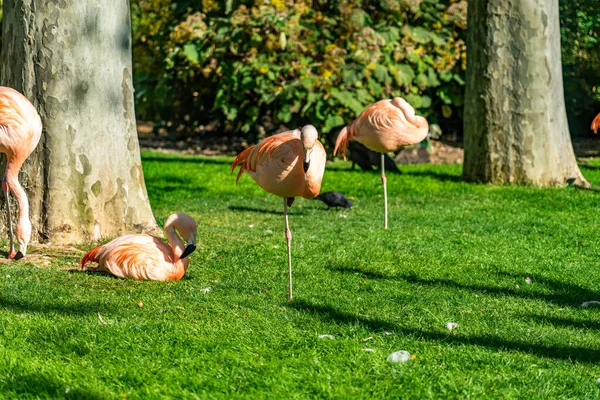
[0,151,599,398]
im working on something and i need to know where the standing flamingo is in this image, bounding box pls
[334,97,429,229]
[231,125,326,301]
[0,87,43,260]
[79,213,198,281]
[592,113,600,134]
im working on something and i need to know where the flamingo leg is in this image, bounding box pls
[2,177,15,259]
[381,153,388,229]
[284,197,293,301]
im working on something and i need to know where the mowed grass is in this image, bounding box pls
[1,150,600,399]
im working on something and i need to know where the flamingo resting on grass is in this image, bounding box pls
[79,213,198,281]
[592,113,600,134]
[0,87,43,260]
[334,97,428,229]
[231,125,326,301]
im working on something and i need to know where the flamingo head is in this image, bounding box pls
[300,125,319,173]
[14,217,32,260]
[172,213,198,259]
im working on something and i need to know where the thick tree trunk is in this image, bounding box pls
[1,0,159,244]
[463,0,588,187]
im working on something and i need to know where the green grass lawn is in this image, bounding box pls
[1,151,600,398]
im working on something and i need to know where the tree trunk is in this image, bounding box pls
[463,0,588,187]
[1,0,159,245]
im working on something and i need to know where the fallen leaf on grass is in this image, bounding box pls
[581,301,600,308]
[137,301,144,308]
[446,322,458,331]
[318,334,335,340]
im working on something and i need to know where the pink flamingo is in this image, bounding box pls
[79,213,197,280]
[334,97,429,229]
[592,113,600,134]
[0,87,43,260]
[231,125,326,301]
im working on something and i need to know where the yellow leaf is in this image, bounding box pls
[442,104,453,118]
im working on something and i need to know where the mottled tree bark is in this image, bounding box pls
[463,0,588,187]
[1,0,159,244]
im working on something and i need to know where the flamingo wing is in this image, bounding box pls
[231,130,301,183]
[94,234,176,281]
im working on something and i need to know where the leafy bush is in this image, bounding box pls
[559,0,600,136]
[131,0,467,139]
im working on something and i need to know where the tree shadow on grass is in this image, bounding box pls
[0,371,108,400]
[141,156,233,166]
[289,298,600,363]
[402,170,462,182]
[328,264,600,309]
[0,295,119,316]
[519,313,600,331]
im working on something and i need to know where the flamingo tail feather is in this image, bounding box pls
[333,126,349,161]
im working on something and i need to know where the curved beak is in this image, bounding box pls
[303,148,312,173]
[180,244,196,259]
[180,232,197,259]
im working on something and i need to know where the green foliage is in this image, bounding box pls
[560,0,600,135]
[1,152,600,397]
[131,0,467,138]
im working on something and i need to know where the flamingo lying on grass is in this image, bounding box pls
[334,97,428,229]
[0,87,43,260]
[231,125,326,301]
[80,213,197,281]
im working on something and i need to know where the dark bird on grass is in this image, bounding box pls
[327,125,400,174]
[315,191,353,210]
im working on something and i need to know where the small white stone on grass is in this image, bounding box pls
[387,350,411,363]
[264,229,273,234]
[384,331,392,336]
[318,334,335,340]
[446,322,458,331]
[581,301,600,308]
[248,224,254,229]
[596,377,600,384]
[200,287,211,293]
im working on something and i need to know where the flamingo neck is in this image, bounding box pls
[164,222,186,261]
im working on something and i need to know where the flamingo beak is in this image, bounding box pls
[180,232,197,259]
[180,244,196,259]
[303,148,312,173]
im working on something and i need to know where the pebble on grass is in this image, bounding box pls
[387,350,411,363]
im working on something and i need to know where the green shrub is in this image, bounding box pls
[560,0,600,136]
[131,0,467,139]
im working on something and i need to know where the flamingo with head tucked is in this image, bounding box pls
[79,213,198,281]
[231,125,326,301]
[334,97,429,229]
[591,113,600,134]
[0,86,43,260]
